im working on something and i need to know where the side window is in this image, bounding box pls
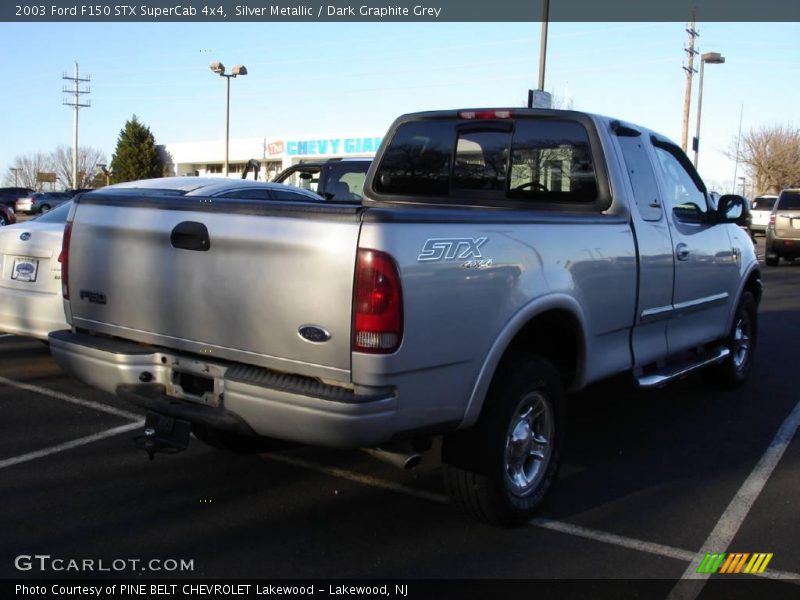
[509,120,598,203]
[283,169,321,194]
[653,144,707,222]
[617,136,662,221]
[270,189,321,202]
[216,189,273,200]
[453,130,509,191]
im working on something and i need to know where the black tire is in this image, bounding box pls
[765,255,779,267]
[192,424,291,454]
[39,204,50,213]
[442,354,564,526]
[703,292,757,389]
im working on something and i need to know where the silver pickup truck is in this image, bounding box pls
[50,109,760,525]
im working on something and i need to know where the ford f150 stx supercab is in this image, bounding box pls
[49,109,760,525]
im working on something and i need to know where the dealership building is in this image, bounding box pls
[158,132,384,180]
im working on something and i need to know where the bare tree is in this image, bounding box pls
[729,124,800,195]
[2,153,54,190]
[51,145,107,189]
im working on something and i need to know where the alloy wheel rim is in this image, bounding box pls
[504,391,553,497]
[732,313,751,370]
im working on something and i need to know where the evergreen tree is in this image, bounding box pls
[109,115,164,183]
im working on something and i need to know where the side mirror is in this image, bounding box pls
[717,194,745,224]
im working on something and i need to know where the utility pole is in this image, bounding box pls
[63,62,91,189]
[732,104,744,193]
[680,12,698,152]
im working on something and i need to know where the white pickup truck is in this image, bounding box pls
[50,108,760,525]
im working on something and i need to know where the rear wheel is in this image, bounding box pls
[39,204,50,213]
[765,255,779,266]
[442,354,564,526]
[192,424,291,454]
[0,214,6,226]
[704,292,757,389]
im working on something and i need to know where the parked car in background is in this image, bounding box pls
[273,158,372,201]
[0,201,72,339]
[765,188,800,266]
[0,178,326,340]
[0,187,34,209]
[0,205,17,226]
[749,195,778,235]
[15,191,73,214]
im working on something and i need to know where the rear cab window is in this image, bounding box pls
[371,112,609,211]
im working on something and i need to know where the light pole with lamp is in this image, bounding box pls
[10,167,21,187]
[693,51,725,168]
[209,61,247,177]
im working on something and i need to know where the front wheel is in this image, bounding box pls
[442,354,564,526]
[703,292,757,389]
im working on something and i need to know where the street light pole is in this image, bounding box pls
[210,61,247,178]
[10,167,21,187]
[693,51,725,169]
[537,0,550,92]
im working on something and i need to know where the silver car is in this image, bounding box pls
[765,188,800,266]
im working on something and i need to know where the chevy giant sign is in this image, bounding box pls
[285,137,382,157]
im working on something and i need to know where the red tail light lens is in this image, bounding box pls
[60,221,73,299]
[458,109,513,120]
[769,214,776,229]
[353,249,403,353]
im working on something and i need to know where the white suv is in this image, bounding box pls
[750,195,778,235]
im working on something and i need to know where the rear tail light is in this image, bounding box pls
[353,249,403,353]
[60,221,73,299]
[458,109,513,120]
[769,214,775,229]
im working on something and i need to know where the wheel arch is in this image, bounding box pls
[460,294,588,429]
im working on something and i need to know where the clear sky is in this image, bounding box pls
[0,21,797,192]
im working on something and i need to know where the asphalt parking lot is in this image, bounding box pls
[1,239,798,598]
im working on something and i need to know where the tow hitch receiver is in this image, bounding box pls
[134,413,191,460]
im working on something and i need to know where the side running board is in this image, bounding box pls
[636,346,730,389]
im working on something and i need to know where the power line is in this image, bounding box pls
[63,62,91,188]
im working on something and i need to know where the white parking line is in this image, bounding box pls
[266,451,800,582]
[0,375,141,421]
[0,421,144,470]
[667,400,800,598]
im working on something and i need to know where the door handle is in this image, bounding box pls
[675,243,690,261]
[171,221,210,252]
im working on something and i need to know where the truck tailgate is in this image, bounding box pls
[66,197,362,381]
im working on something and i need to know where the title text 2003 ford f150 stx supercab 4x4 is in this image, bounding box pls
[50,109,760,526]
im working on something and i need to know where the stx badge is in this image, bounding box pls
[417,238,488,262]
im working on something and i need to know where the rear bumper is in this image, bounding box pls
[48,330,399,448]
[0,287,67,340]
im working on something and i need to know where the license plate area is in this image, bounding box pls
[165,357,225,407]
[10,257,39,282]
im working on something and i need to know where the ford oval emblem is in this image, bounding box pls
[298,325,331,343]
[19,232,31,241]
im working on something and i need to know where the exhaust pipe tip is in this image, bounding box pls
[363,447,422,471]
